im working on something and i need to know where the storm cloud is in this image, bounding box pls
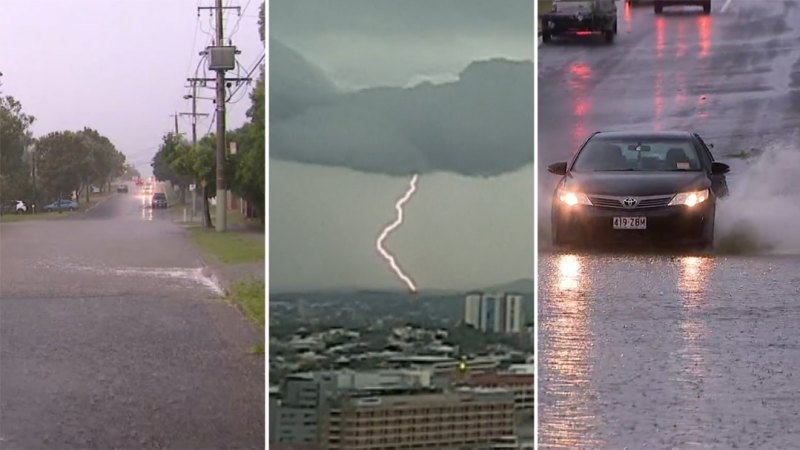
[270,40,533,177]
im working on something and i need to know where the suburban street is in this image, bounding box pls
[538,0,800,448]
[0,189,264,449]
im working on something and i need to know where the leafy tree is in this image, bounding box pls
[35,131,86,203]
[0,96,34,208]
[120,163,141,181]
[76,127,125,201]
[152,133,192,203]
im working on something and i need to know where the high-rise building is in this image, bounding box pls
[320,387,516,450]
[464,292,525,334]
[504,294,523,333]
[465,293,482,329]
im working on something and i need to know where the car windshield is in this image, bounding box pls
[573,137,703,172]
[153,193,166,199]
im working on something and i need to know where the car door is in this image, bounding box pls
[694,133,728,197]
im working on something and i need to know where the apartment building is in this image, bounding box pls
[320,387,516,450]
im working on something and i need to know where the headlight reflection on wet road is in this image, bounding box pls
[540,253,602,449]
[140,195,153,221]
[678,256,713,384]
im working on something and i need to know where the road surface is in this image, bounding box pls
[538,0,800,448]
[0,189,263,449]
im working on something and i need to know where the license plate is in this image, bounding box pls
[613,217,647,230]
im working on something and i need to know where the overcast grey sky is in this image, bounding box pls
[270,0,534,292]
[271,0,533,90]
[0,0,264,177]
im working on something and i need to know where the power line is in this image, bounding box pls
[227,52,264,103]
[228,0,252,41]
[185,16,201,79]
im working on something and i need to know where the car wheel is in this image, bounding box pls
[654,1,663,13]
[695,214,715,252]
[552,215,569,248]
[541,31,552,43]
[703,1,711,14]
[604,30,615,43]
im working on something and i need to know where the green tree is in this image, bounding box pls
[35,131,86,203]
[151,133,192,203]
[77,127,125,201]
[0,96,34,209]
[120,164,142,181]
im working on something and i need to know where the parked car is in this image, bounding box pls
[151,192,168,209]
[43,199,80,212]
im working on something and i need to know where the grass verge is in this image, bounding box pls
[189,227,265,264]
[227,279,265,329]
[0,211,76,223]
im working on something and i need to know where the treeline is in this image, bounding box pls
[151,2,265,226]
[1,95,132,212]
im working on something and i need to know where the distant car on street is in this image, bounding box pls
[151,192,168,209]
[117,185,129,193]
[548,130,729,250]
[43,199,80,212]
[653,0,711,14]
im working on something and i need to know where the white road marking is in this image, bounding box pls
[721,0,734,13]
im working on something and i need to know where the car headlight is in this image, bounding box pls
[558,189,592,206]
[668,189,709,207]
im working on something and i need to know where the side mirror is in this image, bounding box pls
[711,162,730,174]
[547,162,568,175]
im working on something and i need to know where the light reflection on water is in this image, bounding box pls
[540,253,717,448]
[540,253,601,449]
[140,195,153,221]
[678,256,712,382]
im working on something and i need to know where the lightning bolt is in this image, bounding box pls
[376,174,419,293]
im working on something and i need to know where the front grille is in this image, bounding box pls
[637,197,672,208]
[589,194,674,209]
[589,197,622,208]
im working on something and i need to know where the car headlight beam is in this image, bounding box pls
[558,189,592,207]
[668,189,709,207]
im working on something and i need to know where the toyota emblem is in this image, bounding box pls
[622,197,638,208]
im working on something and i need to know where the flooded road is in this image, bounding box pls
[0,190,263,449]
[540,252,800,448]
[538,0,800,447]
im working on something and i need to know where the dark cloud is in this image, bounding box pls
[269,41,533,177]
[269,39,339,122]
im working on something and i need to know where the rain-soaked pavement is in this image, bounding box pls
[0,188,263,449]
[538,0,800,448]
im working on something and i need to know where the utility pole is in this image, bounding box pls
[199,0,239,232]
[214,0,226,232]
[169,112,180,135]
[31,144,37,214]
[181,84,209,220]
[196,1,246,232]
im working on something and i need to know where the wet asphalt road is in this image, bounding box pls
[538,0,800,448]
[0,190,263,449]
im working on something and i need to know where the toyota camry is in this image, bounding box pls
[548,131,730,250]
